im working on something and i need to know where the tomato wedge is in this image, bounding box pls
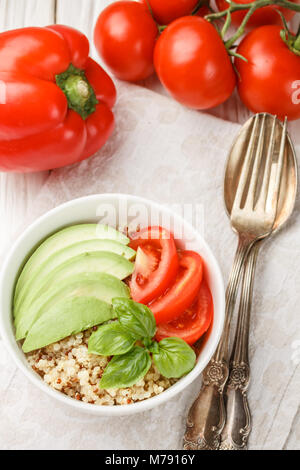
[155,280,213,345]
[149,251,203,324]
[129,226,179,304]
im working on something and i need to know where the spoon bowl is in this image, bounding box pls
[224,113,297,233]
[219,115,297,449]
[184,113,297,450]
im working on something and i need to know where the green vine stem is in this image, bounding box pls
[277,10,300,54]
[158,24,167,33]
[205,0,300,49]
[225,3,262,48]
[294,34,300,50]
[157,0,300,49]
[221,10,232,38]
[206,0,300,22]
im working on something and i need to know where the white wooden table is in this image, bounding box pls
[0,0,251,252]
[0,0,299,450]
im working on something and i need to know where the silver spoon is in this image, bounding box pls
[183,114,297,450]
[219,117,297,450]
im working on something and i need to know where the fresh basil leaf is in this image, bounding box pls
[152,337,196,379]
[112,297,156,340]
[99,346,151,389]
[148,340,159,354]
[88,322,135,356]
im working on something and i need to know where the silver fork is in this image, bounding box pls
[219,242,260,450]
[220,116,297,450]
[183,114,288,450]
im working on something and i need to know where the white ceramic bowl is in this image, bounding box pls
[0,194,225,416]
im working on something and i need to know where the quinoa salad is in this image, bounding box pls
[27,329,177,405]
[14,224,213,406]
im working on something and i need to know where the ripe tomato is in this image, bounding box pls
[139,0,199,24]
[94,1,158,82]
[235,25,300,121]
[216,0,298,28]
[154,17,236,109]
[194,4,210,17]
[156,279,213,345]
[129,227,179,305]
[149,251,203,324]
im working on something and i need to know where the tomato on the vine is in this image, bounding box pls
[216,0,298,28]
[154,16,236,110]
[139,0,200,24]
[149,251,203,325]
[194,4,210,17]
[94,1,158,82]
[235,25,300,121]
[156,279,213,345]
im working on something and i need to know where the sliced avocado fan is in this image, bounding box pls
[23,297,115,353]
[17,272,130,345]
[14,224,129,304]
[15,251,134,338]
[14,239,135,315]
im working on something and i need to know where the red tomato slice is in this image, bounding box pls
[149,251,203,324]
[129,226,179,305]
[155,279,213,345]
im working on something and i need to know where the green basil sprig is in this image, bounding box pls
[88,297,196,389]
[112,297,156,340]
[100,346,151,389]
[88,322,135,356]
[152,337,196,379]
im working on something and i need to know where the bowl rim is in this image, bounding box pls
[0,193,225,416]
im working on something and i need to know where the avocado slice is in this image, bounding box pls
[14,224,129,303]
[14,239,135,316]
[15,272,129,341]
[15,251,134,333]
[22,296,115,353]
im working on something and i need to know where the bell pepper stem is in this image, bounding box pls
[65,76,89,102]
[56,64,98,120]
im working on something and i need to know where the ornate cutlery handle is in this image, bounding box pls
[183,236,253,450]
[219,243,260,450]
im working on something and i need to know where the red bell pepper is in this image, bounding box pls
[0,25,116,172]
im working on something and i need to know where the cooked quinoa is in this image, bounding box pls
[26,329,177,406]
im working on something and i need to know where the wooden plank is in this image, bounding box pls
[56,0,105,41]
[0,0,55,258]
[0,0,55,30]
